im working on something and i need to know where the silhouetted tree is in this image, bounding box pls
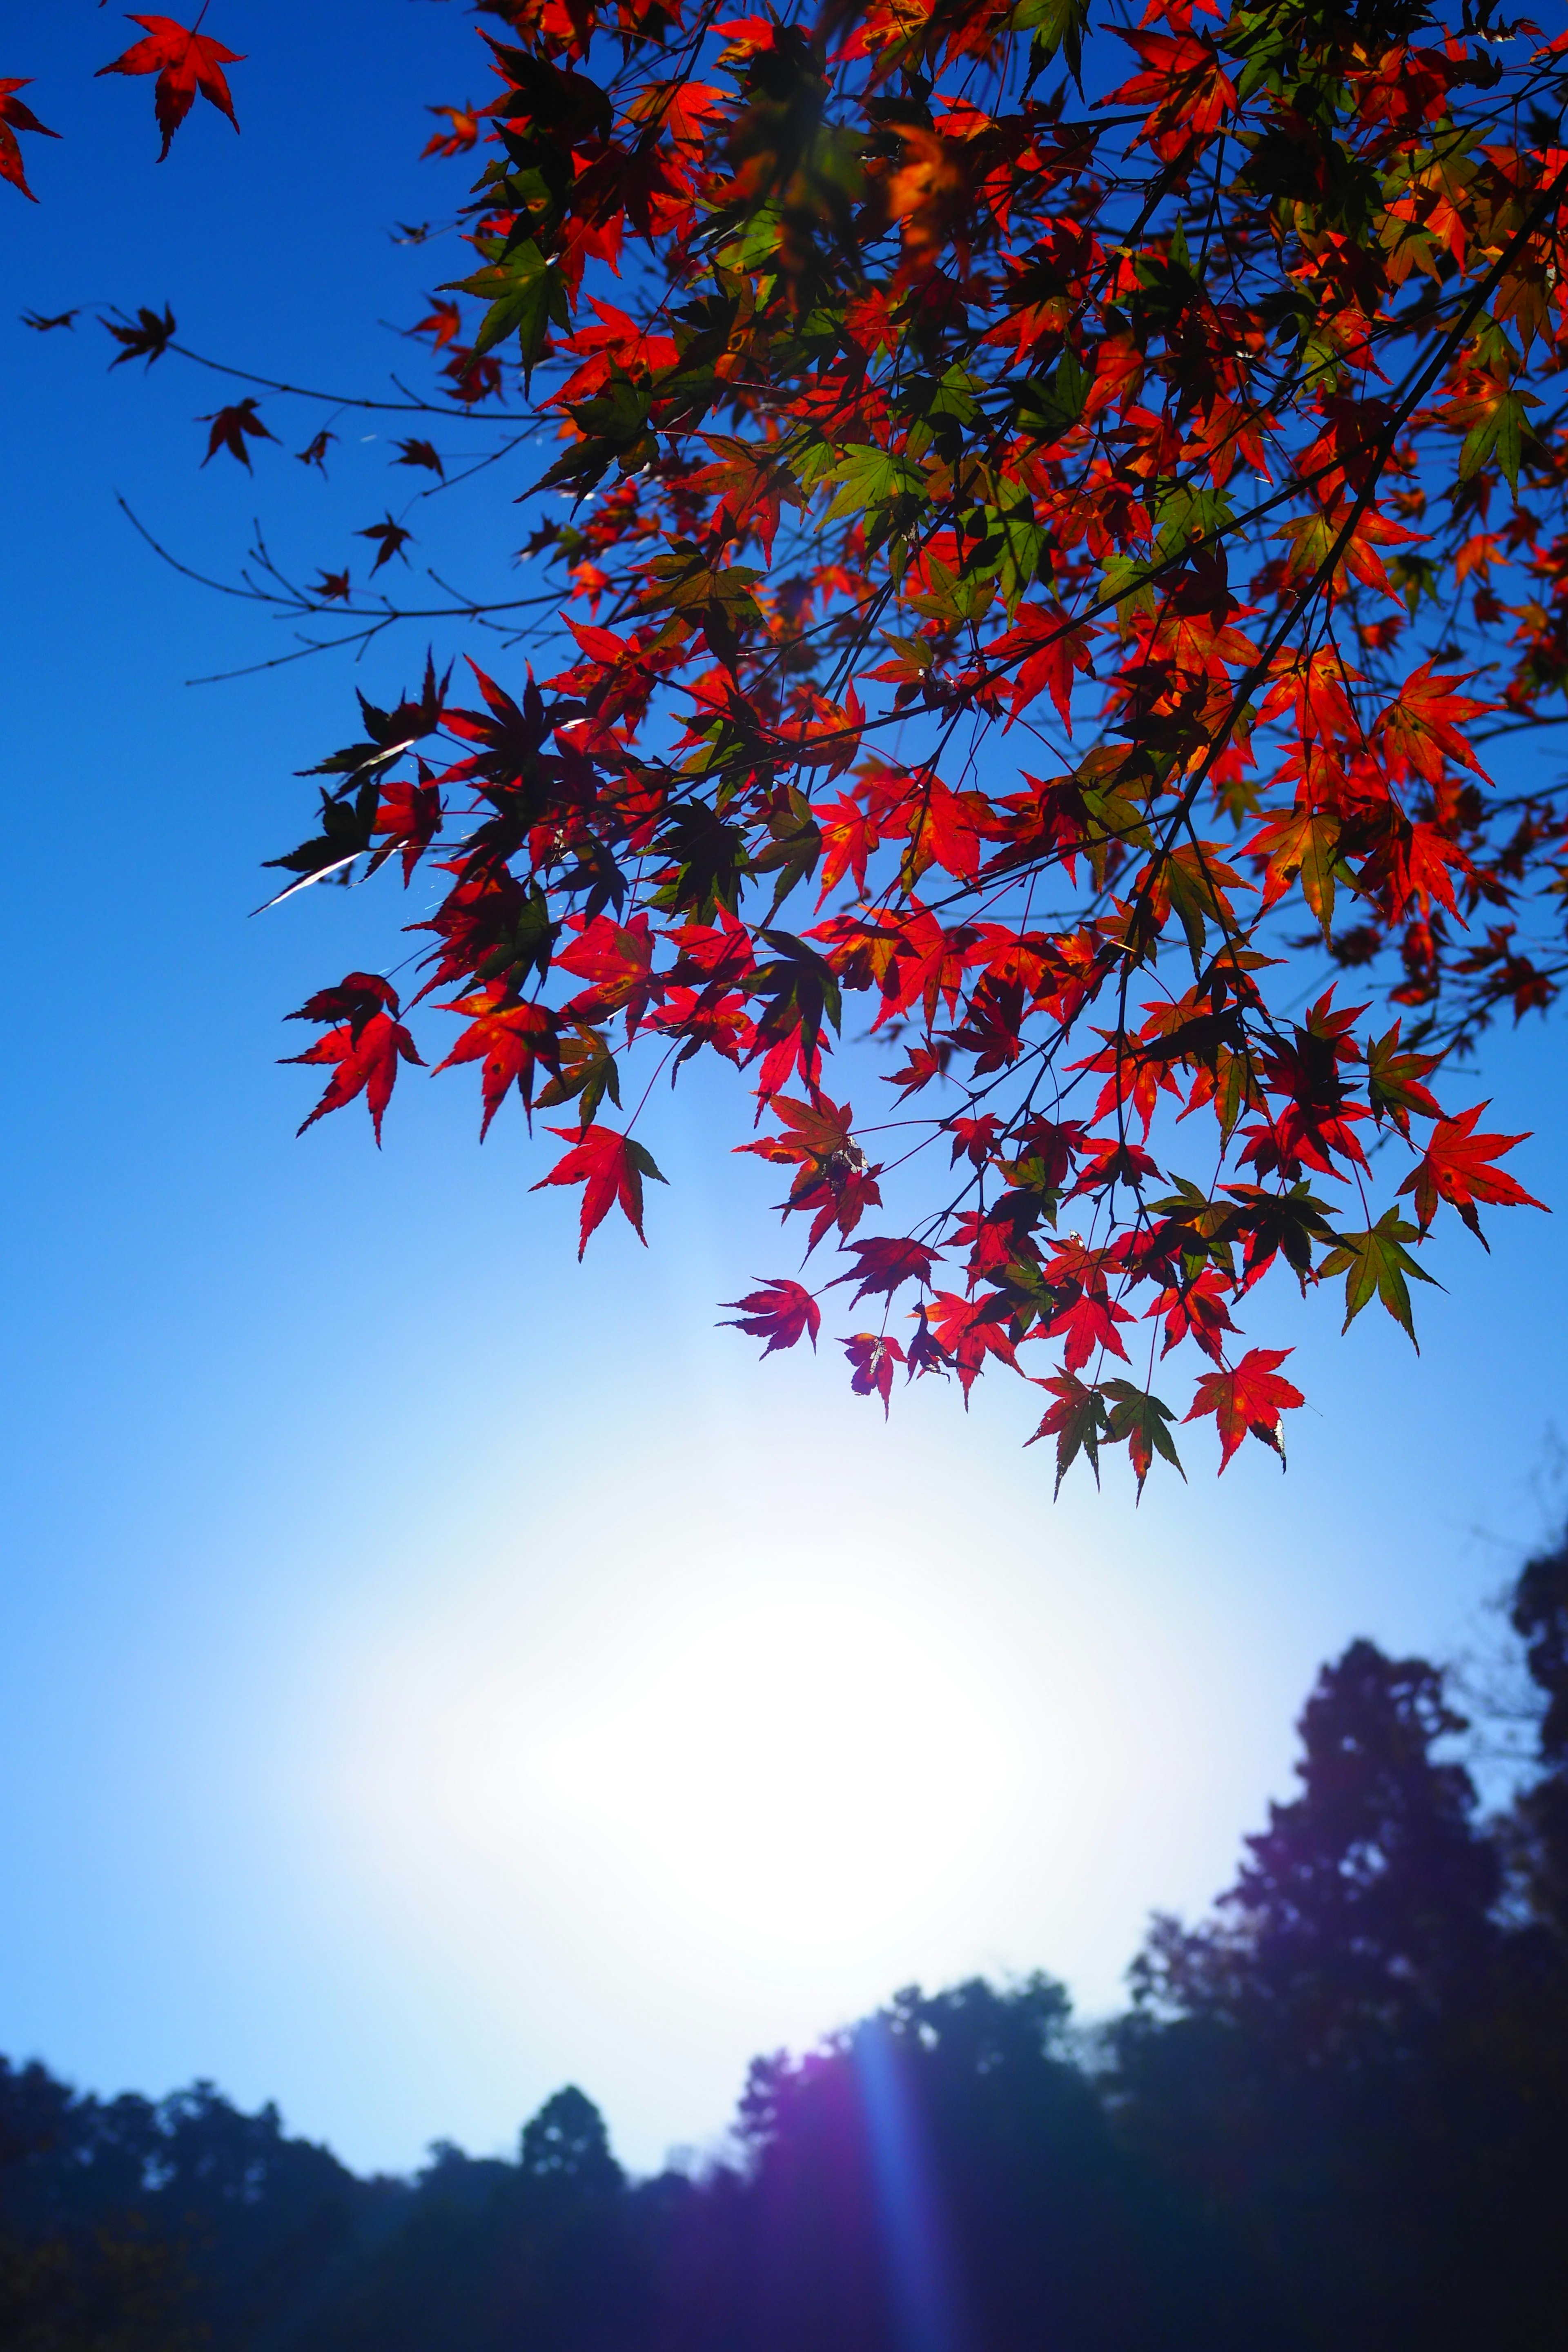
[0,2064,198,2352]
[1506,1532,1568,1941]
[1114,1637,1568,2352]
[519,2087,622,2198]
[661,1976,1192,2352]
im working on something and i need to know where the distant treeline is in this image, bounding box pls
[6,1539,1568,2352]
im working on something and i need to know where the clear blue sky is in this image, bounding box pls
[2,0,1565,2180]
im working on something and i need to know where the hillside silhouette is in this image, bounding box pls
[4,1540,1567,2352]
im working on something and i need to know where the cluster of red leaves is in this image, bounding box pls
[45,0,1568,1488]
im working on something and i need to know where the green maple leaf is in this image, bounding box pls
[444,238,568,371]
[1318,1210,1441,1347]
[1100,1379,1186,1499]
[820,445,926,526]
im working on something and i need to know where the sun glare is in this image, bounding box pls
[308,1443,1241,2158]
[525,1579,1020,1962]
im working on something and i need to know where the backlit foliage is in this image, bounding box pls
[22,0,1568,1485]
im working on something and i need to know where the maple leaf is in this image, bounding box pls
[199,398,274,469]
[1397,1102,1548,1243]
[1185,1350,1305,1473]
[532,1123,667,1256]
[1152,1266,1237,1363]
[555,915,659,1033]
[97,15,244,161]
[357,517,414,573]
[444,238,570,374]
[20,309,78,332]
[1317,1211,1439,1348]
[842,1331,906,1417]
[283,974,423,1146]
[825,1237,942,1306]
[737,1092,874,1235]
[949,1114,1002,1169]
[1047,1287,1134,1374]
[690,434,803,564]
[310,569,352,603]
[925,1290,1020,1400]
[1027,1372,1108,1497]
[435,992,560,1135]
[412,297,463,350]
[988,604,1096,732]
[297,430,336,471]
[884,1042,951,1096]
[394,437,445,478]
[1100,1379,1185,1499]
[0,82,60,203]
[373,770,442,882]
[1372,662,1492,784]
[102,303,176,368]
[1247,806,1347,934]
[1363,1023,1441,1136]
[422,104,483,160]
[1109,28,1238,158]
[903,777,994,886]
[720,1278,822,1355]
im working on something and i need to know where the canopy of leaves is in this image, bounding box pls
[25,0,1568,1487]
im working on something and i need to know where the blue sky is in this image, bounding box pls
[2,0,1566,2180]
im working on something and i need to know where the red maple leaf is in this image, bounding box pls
[357,517,414,574]
[905,776,993,885]
[1397,1101,1548,1241]
[737,1091,857,1170]
[283,974,424,1146]
[842,1330,906,1416]
[925,1290,1020,1399]
[720,1278,821,1355]
[1185,1349,1305,1472]
[988,603,1096,732]
[948,1114,1002,1168]
[373,771,443,884]
[1152,1267,1238,1363]
[97,15,244,161]
[434,992,560,1136]
[825,1236,942,1306]
[1047,1288,1133,1374]
[199,397,274,469]
[532,1123,667,1256]
[0,80,60,203]
[1372,660,1492,784]
[554,913,659,1037]
[1109,29,1238,158]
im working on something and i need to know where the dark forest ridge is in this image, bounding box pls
[4,1539,1567,2352]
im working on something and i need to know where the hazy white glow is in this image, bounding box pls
[526,1580,1020,1961]
[304,1418,1272,2169]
